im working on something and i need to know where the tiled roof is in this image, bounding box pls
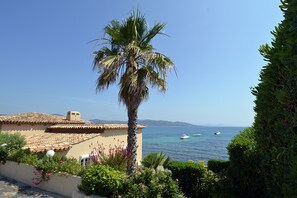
[47,124,145,130]
[46,124,145,133]
[0,112,85,124]
[23,132,101,152]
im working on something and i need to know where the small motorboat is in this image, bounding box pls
[214,131,221,135]
[180,134,190,139]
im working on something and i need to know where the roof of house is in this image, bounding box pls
[23,132,101,152]
[45,123,145,133]
[47,124,145,130]
[1,112,145,153]
[0,112,86,124]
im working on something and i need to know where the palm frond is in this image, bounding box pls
[142,22,166,44]
[93,47,112,70]
[141,152,170,170]
[96,69,117,92]
[92,9,174,105]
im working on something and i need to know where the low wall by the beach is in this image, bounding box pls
[0,161,81,197]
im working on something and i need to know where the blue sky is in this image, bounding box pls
[0,1,283,126]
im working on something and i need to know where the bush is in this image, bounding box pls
[34,153,83,175]
[0,132,26,151]
[252,1,297,196]
[79,165,125,197]
[227,127,266,197]
[0,147,8,164]
[19,152,39,166]
[141,152,170,170]
[90,141,129,172]
[0,133,26,164]
[122,168,184,198]
[18,152,84,185]
[208,159,230,174]
[166,161,217,197]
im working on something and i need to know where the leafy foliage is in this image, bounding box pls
[8,148,31,163]
[207,159,230,174]
[0,132,26,164]
[166,161,218,197]
[227,127,266,197]
[0,147,8,164]
[89,141,130,172]
[0,132,26,151]
[20,152,39,166]
[141,152,170,170]
[78,165,125,197]
[252,1,297,196]
[18,152,84,185]
[122,168,184,198]
[30,153,83,176]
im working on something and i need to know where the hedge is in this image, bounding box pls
[227,127,266,197]
[207,159,230,174]
[166,161,219,197]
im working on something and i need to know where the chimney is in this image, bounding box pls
[66,111,81,121]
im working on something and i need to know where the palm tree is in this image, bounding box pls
[92,10,174,174]
[141,152,170,170]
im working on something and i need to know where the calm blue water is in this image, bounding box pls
[142,126,246,163]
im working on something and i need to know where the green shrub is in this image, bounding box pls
[199,169,222,198]
[0,132,26,151]
[252,1,297,196]
[20,152,39,166]
[227,127,266,197]
[18,152,84,184]
[0,133,26,164]
[98,152,127,172]
[31,153,82,185]
[0,147,8,164]
[8,149,31,163]
[35,153,83,175]
[90,142,129,172]
[141,152,170,170]
[79,165,125,196]
[166,161,217,197]
[208,159,230,173]
[197,160,205,167]
[122,168,184,198]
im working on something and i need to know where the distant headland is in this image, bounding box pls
[90,119,199,127]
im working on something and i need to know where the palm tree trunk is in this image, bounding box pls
[126,106,138,174]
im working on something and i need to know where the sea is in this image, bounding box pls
[142,126,246,163]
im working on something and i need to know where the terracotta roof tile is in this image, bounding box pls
[47,124,145,130]
[23,132,100,152]
[0,112,85,124]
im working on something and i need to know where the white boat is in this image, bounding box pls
[214,131,221,135]
[180,134,190,139]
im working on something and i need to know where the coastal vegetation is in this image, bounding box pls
[122,168,184,198]
[89,141,129,172]
[0,132,26,164]
[79,165,125,197]
[0,126,293,197]
[92,10,174,174]
[226,127,266,197]
[252,0,297,196]
[141,152,170,170]
[166,161,219,198]
[2,1,297,197]
[207,159,230,174]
